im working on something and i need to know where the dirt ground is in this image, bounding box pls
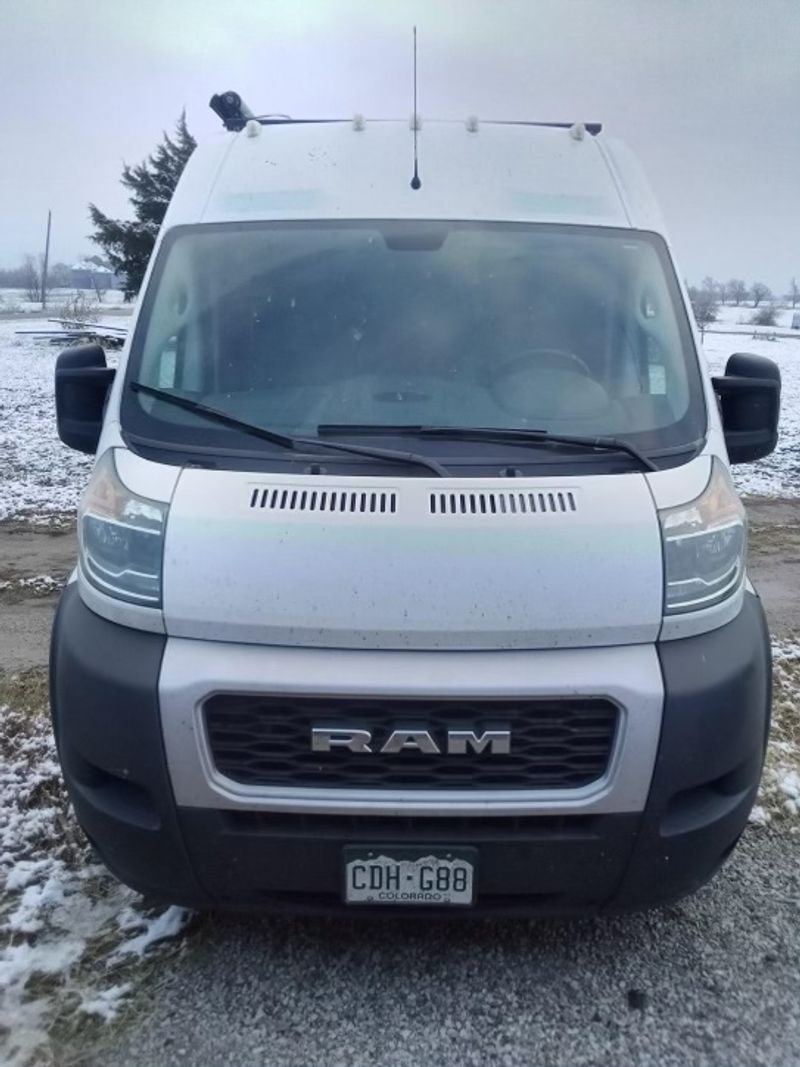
[0,497,797,672]
[0,521,76,671]
[746,498,800,636]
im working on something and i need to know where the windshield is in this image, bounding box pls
[123,221,705,465]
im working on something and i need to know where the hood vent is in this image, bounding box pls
[248,485,576,518]
[250,486,397,515]
[430,489,577,516]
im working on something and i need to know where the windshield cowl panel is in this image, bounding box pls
[121,220,706,475]
[123,431,702,479]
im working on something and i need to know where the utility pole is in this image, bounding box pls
[41,209,52,309]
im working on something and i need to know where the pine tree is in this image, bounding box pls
[89,112,196,300]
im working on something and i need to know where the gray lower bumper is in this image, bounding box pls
[51,586,771,913]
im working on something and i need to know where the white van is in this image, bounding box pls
[50,96,781,914]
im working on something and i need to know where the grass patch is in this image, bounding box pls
[753,638,800,824]
[772,643,800,750]
[0,668,51,718]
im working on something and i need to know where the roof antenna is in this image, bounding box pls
[410,27,422,190]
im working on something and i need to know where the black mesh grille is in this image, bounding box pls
[204,695,618,790]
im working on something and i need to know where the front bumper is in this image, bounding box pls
[50,585,771,915]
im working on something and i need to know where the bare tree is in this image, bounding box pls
[688,284,719,334]
[700,276,725,305]
[750,282,773,307]
[726,279,748,306]
[88,271,107,303]
[21,255,41,303]
[788,277,799,309]
[55,290,99,324]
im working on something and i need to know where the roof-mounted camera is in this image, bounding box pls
[209,91,256,132]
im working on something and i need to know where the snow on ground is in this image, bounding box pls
[0,575,65,599]
[0,671,191,1067]
[703,331,800,497]
[0,318,126,525]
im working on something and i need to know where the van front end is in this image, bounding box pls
[50,120,780,914]
[49,454,772,916]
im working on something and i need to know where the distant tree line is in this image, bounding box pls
[0,255,113,303]
[686,276,799,331]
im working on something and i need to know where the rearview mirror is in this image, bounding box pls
[711,353,780,464]
[55,344,116,454]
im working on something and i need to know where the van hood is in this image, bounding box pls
[161,470,663,651]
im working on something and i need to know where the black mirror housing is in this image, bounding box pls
[711,352,780,464]
[55,344,116,454]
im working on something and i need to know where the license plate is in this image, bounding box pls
[344,847,476,906]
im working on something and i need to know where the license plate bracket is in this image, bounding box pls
[343,846,477,906]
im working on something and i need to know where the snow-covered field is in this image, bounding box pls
[0,318,124,524]
[710,302,798,334]
[0,288,130,316]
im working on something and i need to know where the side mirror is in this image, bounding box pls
[711,353,780,464]
[55,344,116,454]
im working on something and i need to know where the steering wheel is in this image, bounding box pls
[490,348,592,384]
[489,348,602,420]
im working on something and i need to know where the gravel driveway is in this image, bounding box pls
[92,830,800,1067]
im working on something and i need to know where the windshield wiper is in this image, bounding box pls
[129,383,449,476]
[317,423,658,473]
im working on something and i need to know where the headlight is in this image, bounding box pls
[78,450,168,607]
[659,458,746,615]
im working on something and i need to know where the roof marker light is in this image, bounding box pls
[466,115,479,133]
[352,113,365,131]
[569,122,586,141]
[246,119,261,139]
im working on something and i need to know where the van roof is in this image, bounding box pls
[164,119,666,234]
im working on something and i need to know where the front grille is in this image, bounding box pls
[203,695,618,791]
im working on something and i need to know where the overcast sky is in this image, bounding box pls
[1,0,798,289]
